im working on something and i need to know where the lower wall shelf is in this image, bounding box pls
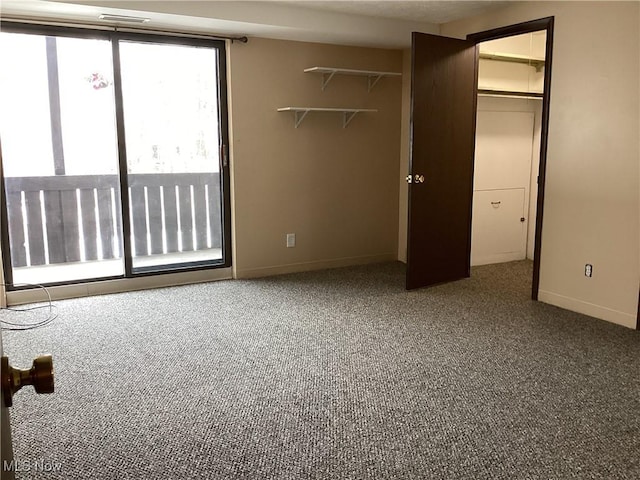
[277,107,377,128]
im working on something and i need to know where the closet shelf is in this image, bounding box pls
[304,67,402,92]
[478,89,543,100]
[277,107,377,128]
[479,52,545,72]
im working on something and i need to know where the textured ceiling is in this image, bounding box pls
[0,0,511,48]
[273,0,509,24]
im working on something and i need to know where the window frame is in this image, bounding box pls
[0,21,233,290]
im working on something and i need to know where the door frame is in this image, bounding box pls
[636,289,640,330]
[467,16,554,301]
[110,31,233,277]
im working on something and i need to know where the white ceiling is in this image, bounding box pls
[0,1,509,48]
[274,1,508,24]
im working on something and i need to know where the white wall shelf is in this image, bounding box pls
[479,52,545,72]
[277,107,377,128]
[303,67,401,92]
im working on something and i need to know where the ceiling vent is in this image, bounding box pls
[98,14,150,24]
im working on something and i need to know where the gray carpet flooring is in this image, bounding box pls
[2,261,639,479]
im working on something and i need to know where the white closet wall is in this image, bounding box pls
[471,32,545,266]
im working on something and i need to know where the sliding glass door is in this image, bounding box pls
[0,32,124,284]
[118,39,224,273]
[0,24,230,287]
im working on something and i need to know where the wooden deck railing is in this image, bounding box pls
[4,173,222,268]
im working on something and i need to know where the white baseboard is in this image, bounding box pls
[235,253,398,279]
[538,290,637,329]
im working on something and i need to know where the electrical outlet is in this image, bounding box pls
[286,233,296,248]
[585,264,593,277]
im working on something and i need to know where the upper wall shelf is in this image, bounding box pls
[277,107,377,128]
[304,67,402,92]
[479,52,545,72]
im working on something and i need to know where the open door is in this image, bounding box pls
[0,338,54,479]
[406,32,478,290]
[1,334,14,480]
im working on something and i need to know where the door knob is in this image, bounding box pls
[1,355,54,407]
[406,174,425,184]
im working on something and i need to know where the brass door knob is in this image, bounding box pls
[1,355,54,407]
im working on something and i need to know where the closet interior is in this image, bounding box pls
[471,31,547,267]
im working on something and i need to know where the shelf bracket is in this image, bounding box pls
[367,74,383,93]
[294,109,310,128]
[321,71,337,91]
[343,111,358,128]
[278,107,376,128]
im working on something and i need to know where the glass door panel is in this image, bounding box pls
[0,32,124,284]
[118,40,224,272]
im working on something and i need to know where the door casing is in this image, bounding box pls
[468,17,555,300]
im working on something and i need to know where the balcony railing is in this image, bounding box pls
[4,173,222,269]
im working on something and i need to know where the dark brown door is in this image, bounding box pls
[406,32,478,290]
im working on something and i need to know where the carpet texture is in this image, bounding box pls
[2,261,639,479]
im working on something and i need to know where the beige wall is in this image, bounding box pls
[439,1,639,328]
[228,37,402,278]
